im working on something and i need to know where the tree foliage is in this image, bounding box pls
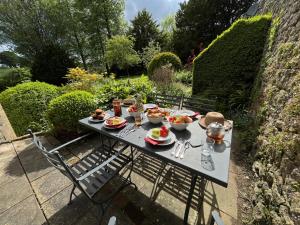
[0,51,18,67]
[31,44,75,85]
[105,35,140,71]
[174,0,253,61]
[140,41,161,68]
[129,9,161,52]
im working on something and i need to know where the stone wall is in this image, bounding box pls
[251,0,300,224]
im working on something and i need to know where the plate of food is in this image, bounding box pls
[89,109,109,123]
[172,110,195,117]
[143,103,157,111]
[146,127,175,146]
[146,108,170,124]
[169,115,193,131]
[104,117,126,129]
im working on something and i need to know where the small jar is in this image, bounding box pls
[112,99,122,117]
[206,122,225,144]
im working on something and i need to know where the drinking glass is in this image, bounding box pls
[202,138,215,156]
[113,99,122,117]
[134,112,142,126]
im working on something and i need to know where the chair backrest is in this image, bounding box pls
[28,130,68,175]
[154,94,182,109]
[181,96,216,113]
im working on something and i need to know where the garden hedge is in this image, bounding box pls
[47,91,97,133]
[0,82,59,136]
[192,15,272,112]
[148,52,182,78]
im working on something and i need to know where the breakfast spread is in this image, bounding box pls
[91,109,106,120]
[147,108,170,118]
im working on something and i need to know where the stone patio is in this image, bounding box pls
[0,133,239,225]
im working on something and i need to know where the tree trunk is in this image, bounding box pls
[73,32,88,70]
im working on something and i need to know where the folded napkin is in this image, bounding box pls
[144,137,160,145]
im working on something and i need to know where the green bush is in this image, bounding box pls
[148,52,182,78]
[47,91,97,133]
[192,15,272,112]
[0,82,59,135]
[0,67,32,91]
[175,70,193,85]
[96,75,154,106]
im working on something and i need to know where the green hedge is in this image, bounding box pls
[148,52,182,78]
[0,82,59,135]
[47,91,97,133]
[192,15,272,112]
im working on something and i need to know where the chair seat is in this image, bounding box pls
[70,148,131,197]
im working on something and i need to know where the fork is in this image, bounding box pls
[175,139,185,158]
[180,141,190,159]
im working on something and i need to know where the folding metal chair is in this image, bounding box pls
[181,96,216,114]
[210,210,225,225]
[154,93,182,109]
[28,130,137,221]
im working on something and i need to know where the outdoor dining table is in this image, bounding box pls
[79,107,233,225]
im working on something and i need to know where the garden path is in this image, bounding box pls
[0,134,239,225]
[0,104,16,143]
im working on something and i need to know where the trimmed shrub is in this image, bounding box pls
[0,67,32,91]
[148,52,182,78]
[47,91,97,133]
[31,44,75,85]
[0,82,59,135]
[192,15,272,112]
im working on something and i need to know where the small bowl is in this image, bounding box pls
[128,110,140,117]
[170,122,189,131]
[147,114,163,124]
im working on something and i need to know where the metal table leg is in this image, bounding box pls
[184,174,198,225]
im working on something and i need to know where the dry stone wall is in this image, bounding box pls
[251,0,300,224]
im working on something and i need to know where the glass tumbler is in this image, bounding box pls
[202,138,215,156]
[113,99,122,117]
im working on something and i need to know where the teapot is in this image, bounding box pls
[206,122,225,144]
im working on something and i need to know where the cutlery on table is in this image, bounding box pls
[180,141,190,159]
[175,139,184,158]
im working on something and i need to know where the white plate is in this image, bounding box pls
[146,132,176,146]
[104,117,126,127]
[172,110,195,117]
[88,114,109,123]
[143,104,157,110]
[103,123,127,130]
[146,129,172,142]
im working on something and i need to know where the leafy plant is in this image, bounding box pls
[148,52,182,78]
[64,67,104,92]
[105,35,140,72]
[193,15,272,112]
[174,70,192,85]
[140,41,161,68]
[96,75,154,106]
[47,91,97,133]
[0,82,59,135]
[0,67,32,91]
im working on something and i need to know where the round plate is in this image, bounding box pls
[104,117,126,127]
[88,114,110,123]
[103,122,127,130]
[143,104,157,110]
[172,110,195,117]
[146,129,172,142]
[147,132,176,146]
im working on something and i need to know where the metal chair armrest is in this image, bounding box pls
[48,132,94,153]
[210,210,224,225]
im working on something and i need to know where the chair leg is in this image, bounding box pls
[68,184,76,205]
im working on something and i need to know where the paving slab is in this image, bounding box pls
[0,195,47,225]
[32,170,72,204]
[0,175,33,214]
[42,185,93,225]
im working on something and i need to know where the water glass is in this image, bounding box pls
[202,138,215,156]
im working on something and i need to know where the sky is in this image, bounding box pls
[0,0,186,51]
[125,0,186,23]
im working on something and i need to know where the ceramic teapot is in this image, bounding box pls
[206,122,225,144]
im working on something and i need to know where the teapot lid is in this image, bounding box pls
[208,122,224,129]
